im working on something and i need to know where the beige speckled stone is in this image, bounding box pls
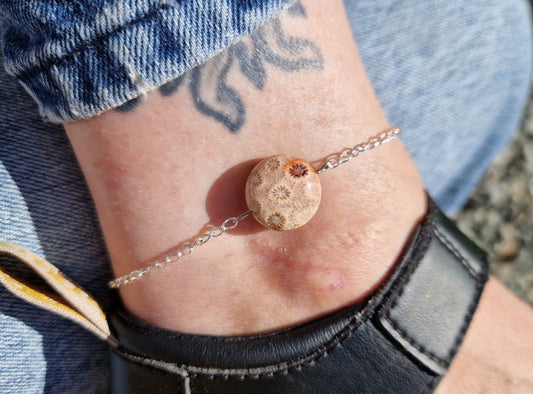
[245,155,321,231]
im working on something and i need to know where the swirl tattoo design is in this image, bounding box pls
[116,2,324,133]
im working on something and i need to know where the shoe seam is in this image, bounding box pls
[113,209,430,379]
[115,305,367,379]
[381,224,486,369]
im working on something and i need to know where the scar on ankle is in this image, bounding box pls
[327,271,346,291]
[249,236,348,294]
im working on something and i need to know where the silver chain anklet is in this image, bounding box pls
[109,127,400,288]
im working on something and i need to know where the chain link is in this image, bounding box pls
[316,127,400,174]
[108,210,252,288]
[109,127,400,288]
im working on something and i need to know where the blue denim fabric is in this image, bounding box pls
[0,0,295,122]
[345,0,532,214]
[0,0,531,392]
[0,78,111,392]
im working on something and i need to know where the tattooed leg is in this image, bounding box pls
[190,52,246,132]
[64,1,533,391]
[67,0,425,337]
[117,1,323,133]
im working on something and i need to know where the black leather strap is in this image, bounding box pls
[109,199,489,393]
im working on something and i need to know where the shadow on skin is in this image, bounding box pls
[205,158,267,235]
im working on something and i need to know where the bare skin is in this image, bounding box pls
[64,0,533,391]
[437,280,533,393]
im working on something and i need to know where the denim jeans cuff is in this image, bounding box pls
[2,1,294,123]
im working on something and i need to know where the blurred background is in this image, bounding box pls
[456,94,533,305]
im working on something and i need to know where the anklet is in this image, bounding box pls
[109,127,400,288]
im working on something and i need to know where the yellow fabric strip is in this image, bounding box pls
[0,242,117,346]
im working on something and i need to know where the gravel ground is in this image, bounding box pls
[455,95,533,306]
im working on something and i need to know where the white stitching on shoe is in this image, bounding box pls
[380,224,485,370]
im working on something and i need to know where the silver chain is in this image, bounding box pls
[108,127,400,288]
[316,127,400,174]
[109,211,252,288]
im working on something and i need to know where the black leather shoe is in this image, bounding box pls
[109,199,489,394]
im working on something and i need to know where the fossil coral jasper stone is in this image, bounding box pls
[245,155,322,231]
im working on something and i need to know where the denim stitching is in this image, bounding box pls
[14,4,172,80]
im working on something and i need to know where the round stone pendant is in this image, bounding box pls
[245,155,321,231]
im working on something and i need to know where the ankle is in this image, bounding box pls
[117,137,426,335]
[65,0,427,335]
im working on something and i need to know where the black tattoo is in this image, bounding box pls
[159,74,186,97]
[190,52,246,132]
[115,96,141,113]
[117,1,323,132]
[287,1,306,17]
